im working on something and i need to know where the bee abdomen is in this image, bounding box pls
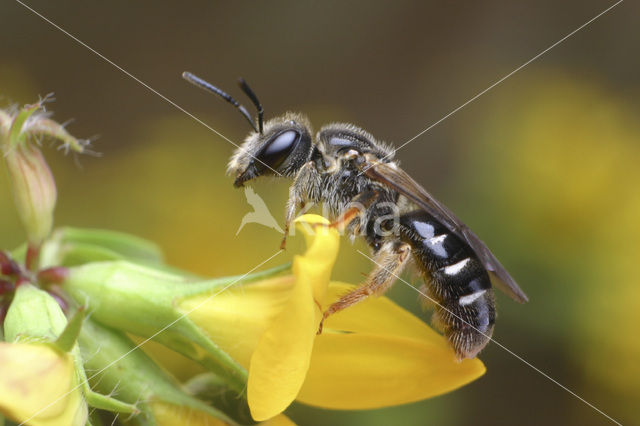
[399,210,496,359]
[428,270,496,360]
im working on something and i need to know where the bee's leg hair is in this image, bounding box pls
[281,161,319,250]
[317,240,411,334]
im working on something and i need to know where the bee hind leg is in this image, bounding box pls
[318,241,411,334]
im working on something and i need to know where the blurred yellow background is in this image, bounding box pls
[1,1,638,425]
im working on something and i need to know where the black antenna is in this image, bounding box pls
[238,78,264,134]
[182,71,258,133]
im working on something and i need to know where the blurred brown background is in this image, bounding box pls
[1,1,638,425]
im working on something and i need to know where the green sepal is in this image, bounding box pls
[3,285,94,423]
[77,319,236,424]
[83,391,137,415]
[87,410,103,426]
[71,313,138,415]
[0,109,11,135]
[185,373,253,424]
[2,285,135,416]
[6,102,39,149]
[4,284,67,342]
[53,307,86,353]
[39,227,164,269]
[55,227,163,264]
[1,99,85,153]
[25,116,85,153]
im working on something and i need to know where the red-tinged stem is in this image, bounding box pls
[15,276,29,287]
[0,251,20,276]
[0,251,10,268]
[25,244,39,271]
[0,279,14,295]
[47,288,69,312]
[0,302,8,325]
[37,267,69,285]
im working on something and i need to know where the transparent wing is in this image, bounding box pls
[363,161,528,303]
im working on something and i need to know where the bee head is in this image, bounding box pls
[182,72,313,187]
[228,113,312,187]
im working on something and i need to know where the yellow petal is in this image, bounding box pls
[292,214,339,303]
[150,401,227,426]
[179,275,295,368]
[0,342,87,426]
[296,282,485,409]
[297,333,485,409]
[247,214,339,421]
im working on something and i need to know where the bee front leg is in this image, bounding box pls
[281,162,317,250]
[317,241,411,334]
[281,190,304,250]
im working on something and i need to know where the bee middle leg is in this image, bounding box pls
[318,240,411,334]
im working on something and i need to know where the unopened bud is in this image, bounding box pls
[3,143,57,247]
[1,99,87,257]
[3,283,67,342]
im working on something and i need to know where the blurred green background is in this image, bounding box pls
[1,1,638,425]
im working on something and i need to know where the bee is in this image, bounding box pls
[183,72,528,359]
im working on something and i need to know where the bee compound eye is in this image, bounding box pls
[258,130,300,170]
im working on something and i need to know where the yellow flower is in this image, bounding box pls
[0,342,87,426]
[179,214,485,421]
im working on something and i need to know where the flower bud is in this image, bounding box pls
[0,342,87,426]
[1,284,88,426]
[3,142,57,248]
[3,283,67,342]
[63,260,288,394]
[1,100,87,259]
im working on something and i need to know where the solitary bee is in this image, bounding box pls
[183,72,528,359]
